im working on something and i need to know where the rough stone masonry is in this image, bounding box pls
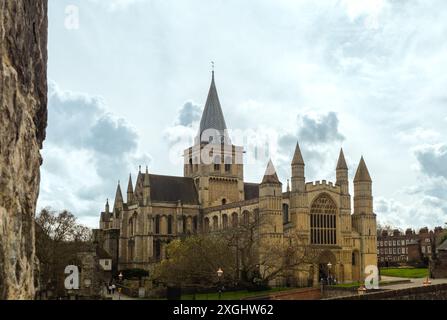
[0,0,48,299]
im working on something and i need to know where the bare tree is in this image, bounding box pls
[152,214,319,290]
[35,207,92,297]
[220,214,318,287]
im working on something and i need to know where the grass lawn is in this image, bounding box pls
[331,279,410,288]
[379,267,428,278]
[180,287,295,300]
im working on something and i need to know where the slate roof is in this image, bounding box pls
[198,72,230,143]
[96,247,112,259]
[244,183,259,200]
[149,174,199,205]
[438,239,447,251]
[261,160,281,184]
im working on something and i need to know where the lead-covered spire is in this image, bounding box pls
[197,71,230,144]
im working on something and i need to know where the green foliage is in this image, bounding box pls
[379,267,428,278]
[152,235,237,288]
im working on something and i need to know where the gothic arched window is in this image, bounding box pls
[214,155,221,172]
[212,216,219,230]
[222,214,228,229]
[204,217,210,233]
[155,215,160,234]
[167,215,173,235]
[225,157,231,172]
[128,218,133,236]
[231,212,238,228]
[193,216,198,232]
[310,194,337,245]
[242,211,250,225]
[282,203,289,224]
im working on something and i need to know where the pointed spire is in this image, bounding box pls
[354,156,372,182]
[336,148,348,170]
[292,142,305,165]
[198,71,229,143]
[114,181,123,206]
[105,198,110,213]
[127,174,134,194]
[262,160,281,184]
[144,166,150,187]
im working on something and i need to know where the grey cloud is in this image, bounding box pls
[88,117,138,155]
[176,102,202,127]
[278,111,345,151]
[277,111,344,180]
[47,82,139,156]
[39,82,151,217]
[415,144,447,179]
[298,112,345,144]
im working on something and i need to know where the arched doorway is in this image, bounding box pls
[317,250,336,284]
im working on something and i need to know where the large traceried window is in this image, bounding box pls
[310,194,337,245]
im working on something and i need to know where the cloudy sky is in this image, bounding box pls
[39,0,447,230]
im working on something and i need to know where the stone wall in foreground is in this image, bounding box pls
[0,0,48,299]
[330,283,447,300]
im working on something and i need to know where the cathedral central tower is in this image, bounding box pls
[183,72,245,207]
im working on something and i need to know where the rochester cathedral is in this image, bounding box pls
[96,72,377,285]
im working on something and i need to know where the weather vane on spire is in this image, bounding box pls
[211,61,215,73]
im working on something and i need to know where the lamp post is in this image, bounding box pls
[217,268,224,300]
[327,262,332,285]
[118,272,123,300]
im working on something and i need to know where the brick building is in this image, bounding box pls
[377,227,444,266]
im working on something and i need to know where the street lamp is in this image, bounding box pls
[118,272,123,300]
[327,262,332,285]
[217,268,224,300]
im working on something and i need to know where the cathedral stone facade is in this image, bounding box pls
[96,72,377,286]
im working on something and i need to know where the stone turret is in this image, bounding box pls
[291,142,305,193]
[336,148,349,194]
[113,181,124,211]
[143,166,151,206]
[259,160,283,236]
[290,142,310,243]
[336,148,351,220]
[127,174,134,205]
[336,148,353,280]
[352,156,377,279]
[353,156,373,215]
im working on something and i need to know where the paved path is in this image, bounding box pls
[381,277,447,290]
[102,292,137,300]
